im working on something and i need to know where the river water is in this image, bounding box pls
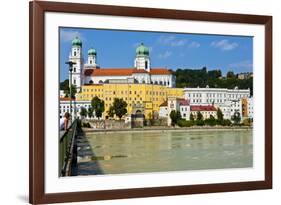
[78,129,252,175]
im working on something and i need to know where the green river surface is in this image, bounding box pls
[77,129,253,175]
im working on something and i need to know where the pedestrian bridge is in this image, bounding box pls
[59,119,79,176]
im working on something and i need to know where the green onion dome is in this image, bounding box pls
[72,36,82,47]
[136,43,149,56]
[88,48,97,56]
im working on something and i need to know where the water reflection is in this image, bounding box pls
[78,130,253,175]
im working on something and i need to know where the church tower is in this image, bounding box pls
[87,48,98,68]
[68,36,83,91]
[134,43,150,72]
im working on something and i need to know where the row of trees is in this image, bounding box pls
[173,67,253,95]
[79,96,128,120]
[169,108,242,127]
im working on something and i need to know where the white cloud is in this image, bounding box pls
[60,30,84,42]
[171,39,187,47]
[158,51,172,59]
[229,60,253,69]
[188,41,200,48]
[210,39,238,51]
[158,35,187,47]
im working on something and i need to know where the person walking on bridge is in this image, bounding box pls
[60,112,71,131]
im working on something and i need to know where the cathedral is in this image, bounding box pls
[68,37,176,91]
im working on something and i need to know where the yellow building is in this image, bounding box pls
[241,98,248,117]
[76,83,184,119]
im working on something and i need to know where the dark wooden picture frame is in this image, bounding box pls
[29,1,272,204]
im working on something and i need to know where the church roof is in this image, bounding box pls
[190,105,217,112]
[150,68,172,75]
[60,97,71,101]
[84,68,172,76]
[132,69,149,74]
[179,99,190,106]
[72,36,82,46]
[159,101,168,107]
[136,43,149,56]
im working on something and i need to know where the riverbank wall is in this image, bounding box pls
[83,126,252,134]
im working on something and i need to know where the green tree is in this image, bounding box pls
[226,71,236,79]
[217,108,224,121]
[87,107,93,119]
[60,79,69,91]
[216,108,224,125]
[231,111,241,124]
[190,113,194,121]
[80,107,87,118]
[91,96,105,120]
[196,111,203,121]
[112,98,128,120]
[177,119,194,127]
[242,118,251,126]
[173,68,253,95]
[205,115,216,126]
[195,111,204,126]
[64,84,77,99]
[169,110,181,126]
[222,119,232,126]
[208,70,222,79]
[107,105,115,118]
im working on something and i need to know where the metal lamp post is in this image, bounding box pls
[65,61,76,122]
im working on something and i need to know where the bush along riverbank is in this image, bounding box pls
[175,117,252,128]
[169,109,253,128]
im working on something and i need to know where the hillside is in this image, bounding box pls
[173,67,253,95]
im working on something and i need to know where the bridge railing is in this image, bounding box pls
[59,119,78,176]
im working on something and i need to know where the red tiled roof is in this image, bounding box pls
[84,68,133,76]
[132,69,148,74]
[84,68,171,76]
[190,105,217,112]
[150,68,172,75]
[160,101,168,107]
[83,84,103,86]
[60,97,71,101]
[179,99,190,106]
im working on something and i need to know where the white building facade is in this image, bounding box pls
[159,97,190,126]
[184,86,250,106]
[183,86,251,120]
[190,105,217,120]
[60,99,98,119]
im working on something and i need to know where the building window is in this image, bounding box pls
[145,61,148,69]
[74,51,76,56]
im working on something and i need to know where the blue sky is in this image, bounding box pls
[59,27,253,81]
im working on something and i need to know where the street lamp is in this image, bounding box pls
[65,61,76,121]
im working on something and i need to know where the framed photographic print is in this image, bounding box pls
[29,1,272,204]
